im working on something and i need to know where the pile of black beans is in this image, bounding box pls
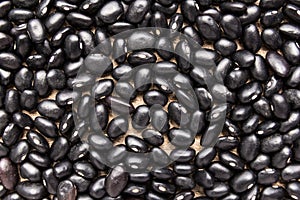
[0,0,300,199]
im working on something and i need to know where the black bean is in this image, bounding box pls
[66,12,93,29]
[0,32,13,51]
[37,100,65,121]
[208,162,233,181]
[174,176,195,190]
[284,4,300,24]
[0,20,12,33]
[107,22,135,35]
[54,0,78,12]
[205,182,229,198]
[8,9,34,24]
[150,147,170,167]
[28,151,50,168]
[131,105,150,130]
[195,147,216,168]
[261,133,284,153]
[262,29,283,50]
[126,0,150,24]
[219,151,244,171]
[152,180,175,195]
[105,96,135,115]
[46,69,66,90]
[194,87,213,110]
[253,97,272,118]
[237,81,262,103]
[230,170,256,193]
[243,24,261,53]
[181,26,203,48]
[105,165,128,198]
[114,82,136,101]
[145,192,165,200]
[279,23,300,40]
[113,38,126,64]
[216,136,239,151]
[0,52,21,71]
[261,186,286,199]
[20,162,41,182]
[42,168,59,194]
[50,137,69,161]
[27,19,46,43]
[0,142,9,157]
[144,90,167,106]
[16,182,47,199]
[220,2,246,15]
[194,169,214,189]
[0,157,18,190]
[271,94,290,120]
[35,116,58,138]
[88,134,112,152]
[129,172,150,183]
[92,79,114,101]
[0,1,11,17]
[141,129,164,147]
[233,50,255,68]
[221,193,240,200]
[0,68,12,86]
[260,0,285,10]
[280,111,300,133]
[239,5,260,25]
[181,1,200,23]
[261,10,283,28]
[107,116,128,139]
[284,128,300,145]
[57,180,77,200]
[13,112,33,129]
[150,168,173,181]
[106,144,127,165]
[79,0,104,14]
[239,134,260,162]
[51,26,74,47]
[168,128,194,147]
[168,101,189,127]
[225,68,249,90]
[125,135,148,153]
[34,70,49,97]
[89,176,105,199]
[287,67,300,88]
[53,160,72,179]
[169,13,183,37]
[241,185,259,200]
[3,193,24,200]
[44,13,65,34]
[68,174,90,193]
[112,64,133,81]
[9,140,29,164]
[251,55,269,81]
[64,34,82,61]
[220,14,242,40]
[36,0,51,18]
[196,15,220,41]
[257,168,279,185]
[152,2,178,17]
[281,164,300,181]
[214,38,237,57]
[151,11,168,35]
[73,161,96,179]
[2,123,22,146]
[287,182,300,200]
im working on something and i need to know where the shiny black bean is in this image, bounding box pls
[53,160,72,179]
[168,101,189,126]
[105,165,128,198]
[0,1,11,17]
[37,100,65,121]
[233,50,255,68]
[250,55,269,81]
[89,176,105,199]
[113,38,126,64]
[169,13,183,37]
[181,1,200,23]
[225,68,249,90]
[174,163,194,175]
[46,69,66,90]
[221,193,240,200]
[0,110,8,131]
[80,0,104,14]
[90,103,109,131]
[20,162,41,182]
[282,41,300,66]
[214,38,237,57]
[152,180,175,195]
[287,182,300,200]
[9,140,29,164]
[0,52,22,71]
[284,89,300,109]
[2,123,22,146]
[260,0,285,9]
[50,137,69,162]
[4,89,20,114]
[57,180,77,200]
[279,23,300,40]
[224,119,241,136]
[261,133,283,153]
[257,168,279,185]
[131,105,149,130]
[64,34,82,61]
[92,79,114,101]
[261,10,283,27]
[262,29,283,50]
[16,182,47,199]
[0,157,18,190]
[150,147,169,167]
[196,15,220,41]
[174,176,195,190]
[36,0,51,18]
[193,49,219,69]
[230,170,255,193]
[194,169,214,189]
[28,151,50,168]
[0,32,13,51]
[240,185,259,200]
[250,154,270,171]
[68,174,90,193]
[220,2,246,15]
[129,172,150,183]
[44,13,65,34]
[112,64,133,81]
[281,164,300,181]
[20,91,38,111]
[144,90,167,106]
[151,11,168,35]
[77,31,94,56]
[284,4,300,24]
[0,142,9,157]
[35,39,52,56]
[271,94,290,120]
[128,51,156,66]
[8,9,34,24]
[239,134,260,162]
[205,182,229,198]
[141,129,164,147]
[107,116,128,139]
[125,135,147,153]
[96,0,123,24]
[47,48,64,70]
[35,116,58,138]
[216,136,239,151]
[42,168,59,194]
[237,82,262,103]
[26,131,47,154]
[256,120,280,137]
[239,5,261,25]
[220,14,242,39]
[26,54,46,70]
[168,128,194,147]
[182,26,203,48]
[253,97,272,118]
[34,70,49,97]
[219,151,244,170]
[174,40,192,72]
[287,67,300,88]
[280,111,300,133]
[12,112,33,129]
[107,22,135,35]
[0,20,12,33]
[27,19,46,43]
[54,0,77,12]
[230,105,251,122]
[126,0,150,24]
[88,134,112,153]
[260,186,286,200]
[145,192,165,200]
[106,144,127,165]
[73,161,96,179]
[67,12,93,29]
[149,105,168,133]
[194,87,213,111]
[152,2,178,17]
[125,153,150,171]
[243,24,261,53]
[195,147,216,168]
[51,26,74,47]
[208,162,233,181]
[283,128,300,145]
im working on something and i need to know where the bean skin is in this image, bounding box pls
[0,158,18,190]
[105,165,128,198]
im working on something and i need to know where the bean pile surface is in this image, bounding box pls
[0,0,300,199]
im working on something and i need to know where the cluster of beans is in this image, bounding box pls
[0,0,300,199]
